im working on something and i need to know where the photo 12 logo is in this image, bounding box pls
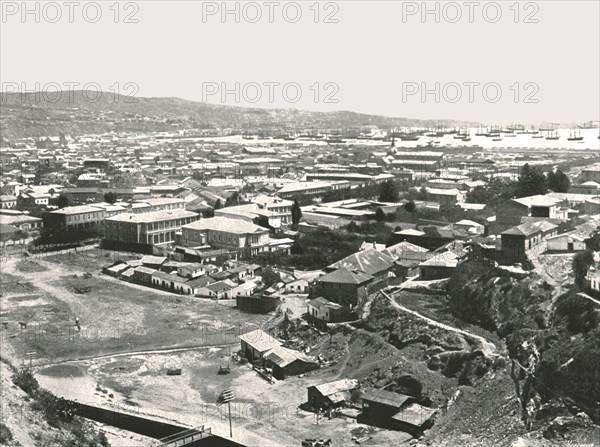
[401,82,540,104]
[1,1,140,24]
[401,1,540,24]
[1,82,140,104]
[200,1,340,24]
[201,81,340,105]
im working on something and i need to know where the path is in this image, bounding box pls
[381,290,498,357]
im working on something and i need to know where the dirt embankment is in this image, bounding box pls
[0,359,146,446]
[445,261,600,437]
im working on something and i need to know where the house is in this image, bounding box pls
[140,255,167,269]
[307,379,360,411]
[388,226,469,251]
[0,212,43,232]
[239,329,281,363]
[383,242,433,280]
[285,278,310,294]
[500,220,559,263]
[306,297,350,323]
[230,281,258,298]
[496,195,565,226]
[177,263,206,279]
[546,232,587,252]
[197,279,237,299]
[0,196,17,209]
[326,248,395,279]
[151,271,192,294]
[361,389,415,421]
[186,276,213,295]
[180,216,271,257]
[45,205,106,231]
[571,181,600,195]
[391,403,437,434]
[587,269,600,293]
[454,219,485,235]
[104,209,199,248]
[263,345,319,379]
[418,251,461,280]
[133,266,156,285]
[276,181,351,200]
[313,267,373,308]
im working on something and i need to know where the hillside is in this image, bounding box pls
[447,261,600,425]
[0,91,476,140]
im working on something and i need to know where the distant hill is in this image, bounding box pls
[0,90,477,140]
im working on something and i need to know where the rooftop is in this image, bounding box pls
[361,389,414,408]
[183,216,269,235]
[106,209,198,223]
[238,329,281,353]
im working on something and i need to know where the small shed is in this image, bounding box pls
[391,403,436,434]
[263,345,319,379]
[239,329,280,363]
[361,389,415,420]
[307,379,360,411]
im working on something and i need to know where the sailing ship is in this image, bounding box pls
[567,129,584,141]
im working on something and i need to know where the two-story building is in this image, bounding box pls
[180,216,270,257]
[46,205,107,231]
[500,220,559,263]
[104,209,199,248]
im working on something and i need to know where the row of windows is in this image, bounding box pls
[146,218,194,231]
[67,212,103,223]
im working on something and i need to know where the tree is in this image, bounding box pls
[375,208,386,222]
[253,215,272,230]
[347,221,359,233]
[547,169,570,193]
[261,268,280,289]
[103,191,117,204]
[404,200,416,213]
[378,180,399,203]
[573,250,595,288]
[213,199,223,211]
[225,192,244,207]
[516,164,548,198]
[586,229,600,251]
[56,193,69,209]
[291,199,302,226]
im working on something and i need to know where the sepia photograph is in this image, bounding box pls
[0,1,599,446]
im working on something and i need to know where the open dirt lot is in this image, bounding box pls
[1,251,412,446]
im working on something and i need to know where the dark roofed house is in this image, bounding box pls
[361,389,415,420]
[263,345,319,379]
[313,267,373,308]
[326,248,395,277]
[500,220,558,263]
[360,388,435,434]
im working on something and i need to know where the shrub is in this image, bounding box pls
[0,423,14,444]
[12,368,39,395]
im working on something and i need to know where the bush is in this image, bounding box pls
[31,389,76,426]
[0,423,14,444]
[12,368,39,395]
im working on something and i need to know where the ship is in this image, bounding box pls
[567,129,584,141]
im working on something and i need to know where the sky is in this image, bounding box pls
[1,0,599,124]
